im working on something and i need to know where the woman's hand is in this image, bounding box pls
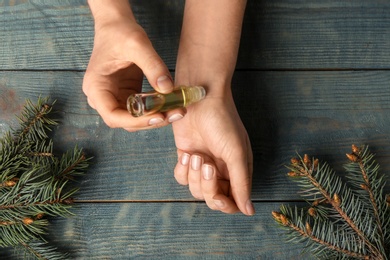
[83,0,184,131]
[172,0,252,215]
[173,90,254,216]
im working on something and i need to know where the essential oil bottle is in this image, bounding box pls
[127,86,206,117]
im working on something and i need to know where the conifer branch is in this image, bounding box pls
[272,210,369,259]
[274,145,390,259]
[301,159,380,257]
[0,97,90,259]
[19,103,51,139]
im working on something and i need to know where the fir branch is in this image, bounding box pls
[54,146,89,181]
[272,207,369,259]
[345,145,388,255]
[14,98,56,143]
[0,97,90,259]
[289,155,380,256]
[274,145,389,259]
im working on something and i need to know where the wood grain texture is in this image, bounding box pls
[2,1,390,259]
[0,0,183,71]
[0,203,313,259]
[239,0,390,69]
[0,71,389,202]
[1,1,390,70]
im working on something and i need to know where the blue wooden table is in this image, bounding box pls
[1,0,390,259]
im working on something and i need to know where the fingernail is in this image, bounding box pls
[191,155,202,171]
[157,75,173,93]
[246,200,255,216]
[202,164,214,180]
[181,153,190,166]
[148,117,164,126]
[168,113,184,123]
[214,199,225,209]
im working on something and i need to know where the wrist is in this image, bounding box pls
[88,0,135,29]
[175,70,232,99]
[175,54,234,98]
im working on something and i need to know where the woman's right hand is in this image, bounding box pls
[83,0,184,131]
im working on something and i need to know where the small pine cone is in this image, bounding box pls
[40,104,51,113]
[303,154,311,167]
[333,193,341,206]
[360,184,369,191]
[312,199,322,206]
[290,157,300,165]
[35,213,45,220]
[272,211,281,220]
[351,144,360,154]
[313,159,319,170]
[4,180,17,187]
[308,207,317,217]
[272,211,289,226]
[280,214,289,226]
[287,171,300,177]
[346,153,359,162]
[22,217,34,225]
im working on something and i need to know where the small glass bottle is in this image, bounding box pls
[127,86,206,117]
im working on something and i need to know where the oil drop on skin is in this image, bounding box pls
[127,86,206,117]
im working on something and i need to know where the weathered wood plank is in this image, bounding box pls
[1,1,390,70]
[240,0,390,69]
[0,0,182,71]
[1,70,390,202]
[0,202,313,259]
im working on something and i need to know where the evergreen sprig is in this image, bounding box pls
[0,97,90,259]
[272,145,390,259]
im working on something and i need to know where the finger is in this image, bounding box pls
[200,163,219,210]
[212,194,240,214]
[91,88,168,129]
[129,36,174,94]
[174,151,190,185]
[228,136,255,216]
[201,163,240,213]
[188,154,203,200]
[166,107,186,124]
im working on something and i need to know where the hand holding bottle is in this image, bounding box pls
[83,0,185,131]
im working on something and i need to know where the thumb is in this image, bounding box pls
[132,38,174,93]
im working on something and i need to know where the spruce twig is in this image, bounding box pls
[273,145,390,259]
[0,97,91,259]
